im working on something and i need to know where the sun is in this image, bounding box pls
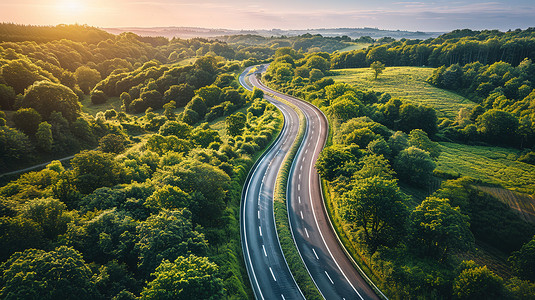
[58,0,86,15]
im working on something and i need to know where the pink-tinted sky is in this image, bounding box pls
[1,0,534,31]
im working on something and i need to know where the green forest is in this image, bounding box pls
[0,23,298,300]
[1,22,535,299]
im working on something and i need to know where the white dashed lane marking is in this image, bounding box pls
[325,271,334,284]
[270,267,277,281]
[313,248,319,260]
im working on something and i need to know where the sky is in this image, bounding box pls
[0,0,534,32]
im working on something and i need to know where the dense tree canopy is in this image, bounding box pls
[452,262,504,300]
[509,236,535,281]
[0,246,99,300]
[141,255,225,300]
[410,197,474,262]
[136,209,208,274]
[394,146,436,187]
[343,176,409,253]
[21,81,80,123]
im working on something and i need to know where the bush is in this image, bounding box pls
[91,90,108,104]
[394,146,436,187]
[13,108,42,135]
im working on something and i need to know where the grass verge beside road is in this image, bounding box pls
[271,95,323,300]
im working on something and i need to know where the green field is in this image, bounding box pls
[329,67,476,119]
[174,57,197,66]
[338,42,371,52]
[81,95,124,116]
[436,142,535,195]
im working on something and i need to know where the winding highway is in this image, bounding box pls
[240,66,382,300]
[239,67,305,300]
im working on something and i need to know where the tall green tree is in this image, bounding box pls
[21,81,80,123]
[71,150,122,194]
[509,235,535,281]
[476,109,519,145]
[316,145,357,181]
[0,216,44,261]
[12,108,41,135]
[136,209,208,275]
[0,246,99,300]
[408,129,441,159]
[394,146,436,187]
[20,198,70,240]
[76,209,138,268]
[99,134,128,154]
[370,61,386,80]
[409,197,474,262]
[0,84,16,110]
[159,120,192,139]
[156,159,230,226]
[1,59,57,94]
[343,176,409,253]
[141,255,224,300]
[74,66,101,94]
[225,112,246,136]
[145,185,191,211]
[452,262,503,299]
[35,121,53,152]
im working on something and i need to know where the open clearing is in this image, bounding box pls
[436,142,535,195]
[329,67,476,120]
[338,42,371,52]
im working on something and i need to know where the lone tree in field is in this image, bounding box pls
[371,61,386,80]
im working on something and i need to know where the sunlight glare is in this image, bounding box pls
[58,0,86,15]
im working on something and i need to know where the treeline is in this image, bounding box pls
[266,42,535,155]
[219,32,356,57]
[264,47,439,136]
[427,59,535,152]
[331,28,535,69]
[0,23,114,44]
[263,45,535,299]
[0,24,249,171]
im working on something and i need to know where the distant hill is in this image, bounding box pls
[102,26,443,40]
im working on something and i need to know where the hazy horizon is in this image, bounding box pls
[1,0,533,32]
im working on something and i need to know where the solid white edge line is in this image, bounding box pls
[307,107,364,300]
[248,73,306,299]
[254,68,387,300]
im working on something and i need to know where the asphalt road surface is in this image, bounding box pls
[239,67,305,300]
[246,66,382,300]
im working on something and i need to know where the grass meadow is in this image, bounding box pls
[436,142,535,195]
[329,67,476,120]
[338,42,371,52]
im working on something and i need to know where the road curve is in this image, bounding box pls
[239,67,305,300]
[249,69,381,300]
